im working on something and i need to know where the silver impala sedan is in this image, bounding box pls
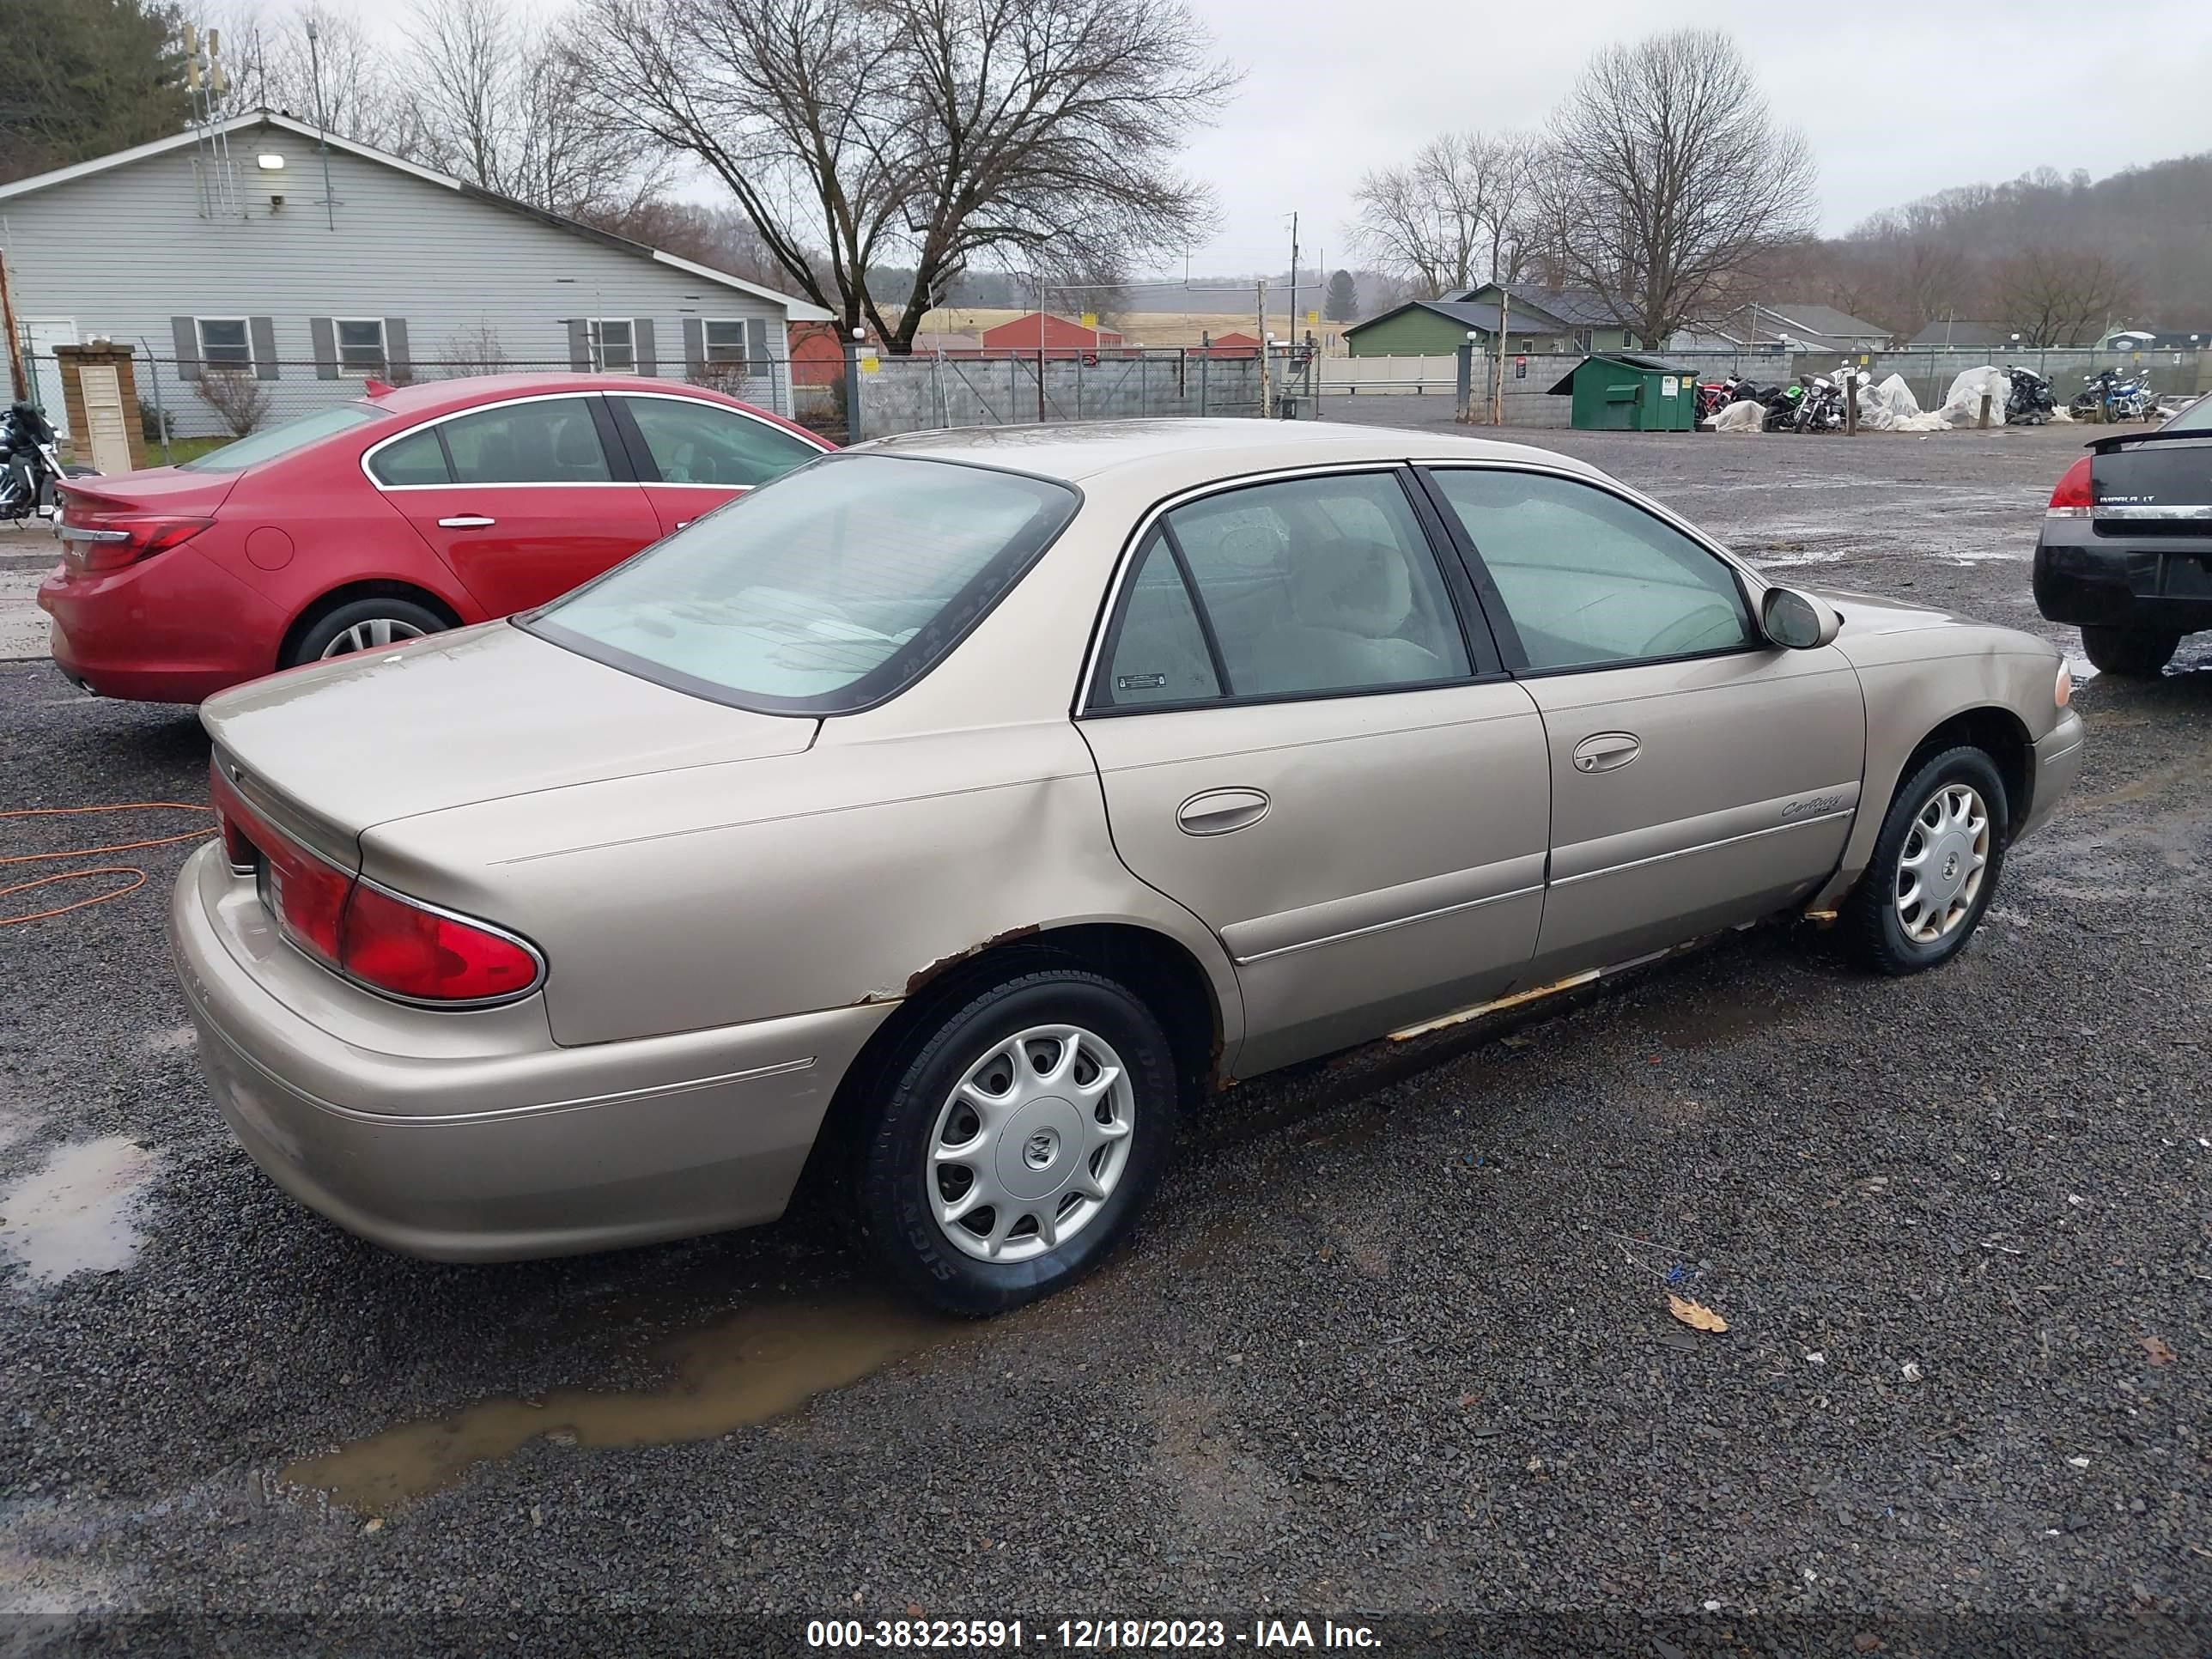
[169,421,2085,1313]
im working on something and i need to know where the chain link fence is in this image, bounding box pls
[851,348,1268,441]
[15,349,834,465]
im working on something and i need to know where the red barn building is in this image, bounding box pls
[976,312,1127,359]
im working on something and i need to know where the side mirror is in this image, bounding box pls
[1760,586,1839,650]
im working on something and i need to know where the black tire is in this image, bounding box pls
[286,596,450,667]
[1842,746,2009,976]
[855,968,1179,1316]
[2079,624,2179,678]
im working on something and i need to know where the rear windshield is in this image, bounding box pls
[2160,393,2212,434]
[179,403,383,472]
[527,453,1079,714]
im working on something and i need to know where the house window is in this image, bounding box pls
[702,319,752,367]
[1573,328,1592,353]
[335,319,386,376]
[1519,337,1534,354]
[198,318,252,368]
[589,319,635,372]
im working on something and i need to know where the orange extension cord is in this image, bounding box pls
[0,803,217,927]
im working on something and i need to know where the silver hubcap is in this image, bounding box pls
[1894,781,1990,944]
[927,1024,1135,1263]
[319,617,427,659]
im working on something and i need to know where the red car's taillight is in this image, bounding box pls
[207,759,543,1005]
[2046,455,2093,518]
[64,514,215,573]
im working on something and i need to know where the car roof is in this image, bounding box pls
[356,372,744,416]
[856,418,1606,487]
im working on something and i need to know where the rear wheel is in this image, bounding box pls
[2079,625,2179,678]
[855,968,1178,1316]
[1842,747,2008,976]
[287,597,449,666]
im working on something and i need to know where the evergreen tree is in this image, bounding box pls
[1324,268,1359,322]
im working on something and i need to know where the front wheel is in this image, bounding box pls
[856,969,1180,1316]
[1842,747,2008,976]
[2079,625,2179,678]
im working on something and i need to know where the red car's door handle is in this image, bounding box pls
[437,514,496,529]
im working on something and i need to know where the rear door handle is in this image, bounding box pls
[1571,732,1641,773]
[1176,787,1270,836]
[437,514,496,529]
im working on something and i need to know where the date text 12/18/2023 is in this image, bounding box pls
[804,1618,1382,1649]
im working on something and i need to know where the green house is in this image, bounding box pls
[1344,284,1643,359]
[1547,353,1699,431]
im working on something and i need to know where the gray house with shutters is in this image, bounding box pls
[0,109,830,441]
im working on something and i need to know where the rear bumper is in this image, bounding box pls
[168,841,894,1261]
[39,548,285,703]
[2033,525,2212,635]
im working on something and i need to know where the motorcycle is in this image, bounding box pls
[0,402,82,524]
[2002,365,2056,426]
[1794,374,1846,434]
[2070,368,2155,422]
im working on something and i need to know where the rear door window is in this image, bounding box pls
[617,396,821,487]
[368,427,451,486]
[440,398,611,484]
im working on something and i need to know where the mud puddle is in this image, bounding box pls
[282,1293,953,1512]
[0,1136,161,1285]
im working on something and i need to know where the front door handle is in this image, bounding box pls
[1571,732,1641,774]
[437,514,496,529]
[1176,787,1270,836]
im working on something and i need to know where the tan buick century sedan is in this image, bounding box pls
[170,421,2086,1312]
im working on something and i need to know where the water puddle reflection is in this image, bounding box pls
[282,1292,952,1511]
[0,1136,161,1285]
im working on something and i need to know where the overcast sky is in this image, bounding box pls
[1172,0,2212,276]
[328,0,2210,280]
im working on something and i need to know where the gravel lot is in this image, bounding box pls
[2,423,2208,1656]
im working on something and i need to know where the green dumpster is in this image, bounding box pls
[1547,353,1699,432]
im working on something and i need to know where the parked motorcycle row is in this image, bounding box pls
[1694,372,1853,434]
[2070,367,2159,422]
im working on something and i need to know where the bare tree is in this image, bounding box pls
[1539,28,1815,346]
[1350,131,1537,297]
[406,0,668,219]
[430,323,508,376]
[194,371,274,436]
[1992,248,2138,346]
[564,0,1236,350]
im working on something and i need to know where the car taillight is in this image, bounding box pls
[338,881,544,1003]
[64,513,215,572]
[2046,456,2093,518]
[206,758,543,1005]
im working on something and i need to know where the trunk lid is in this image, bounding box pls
[201,622,817,850]
[57,467,241,516]
[2088,431,2212,540]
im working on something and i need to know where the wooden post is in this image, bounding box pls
[1845,373,1858,436]
[0,249,25,403]
[1977,390,1992,429]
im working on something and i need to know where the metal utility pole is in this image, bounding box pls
[1286,211,1298,389]
[305,17,337,230]
[1256,276,1270,416]
[1490,283,1510,424]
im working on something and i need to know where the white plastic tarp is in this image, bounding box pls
[1709,398,1764,431]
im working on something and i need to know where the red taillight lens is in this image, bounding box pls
[207,758,540,1004]
[337,883,542,1003]
[67,514,215,573]
[2047,456,2093,517]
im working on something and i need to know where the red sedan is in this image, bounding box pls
[39,373,832,703]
